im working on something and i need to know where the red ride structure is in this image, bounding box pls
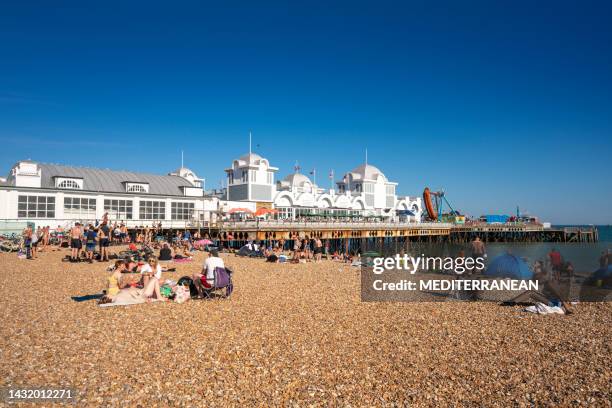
[422,187,459,221]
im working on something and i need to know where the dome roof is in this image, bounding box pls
[169,167,202,186]
[349,164,387,182]
[283,172,312,187]
[238,153,264,165]
[172,167,196,177]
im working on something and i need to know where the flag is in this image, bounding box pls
[310,169,316,176]
[329,169,334,179]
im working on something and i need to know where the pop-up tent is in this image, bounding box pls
[590,265,612,282]
[485,254,534,280]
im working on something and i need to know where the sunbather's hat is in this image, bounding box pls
[211,248,219,257]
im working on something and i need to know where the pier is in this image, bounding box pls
[203,221,599,244]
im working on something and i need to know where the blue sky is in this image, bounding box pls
[1,1,610,224]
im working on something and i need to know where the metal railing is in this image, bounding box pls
[217,219,451,230]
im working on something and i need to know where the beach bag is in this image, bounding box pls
[160,285,173,298]
[173,285,190,303]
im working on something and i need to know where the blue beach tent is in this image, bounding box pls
[485,254,534,280]
[591,265,612,281]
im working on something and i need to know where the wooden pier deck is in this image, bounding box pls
[207,221,598,243]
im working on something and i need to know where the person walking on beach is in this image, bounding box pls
[70,223,83,262]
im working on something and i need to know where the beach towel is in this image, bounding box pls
[173,258,192,263]
[72,294,103,302]
[524,302,565,315]
[99,289,146,307]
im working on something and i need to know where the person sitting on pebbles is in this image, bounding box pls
[159,242,173,261]
[106,260,130,298]
[101,259,166,304]
[140,256,164,287]
[192,249,225,298]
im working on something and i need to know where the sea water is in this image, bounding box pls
[378,241,611,277]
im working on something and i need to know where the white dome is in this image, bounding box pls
[238,153,264,165]
[170,167,202,186]
[350,164,387,182]
[283,172,312,187]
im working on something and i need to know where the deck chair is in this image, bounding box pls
[201,267,233,299]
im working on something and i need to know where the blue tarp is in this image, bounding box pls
[485,215,510,224]
[485,254,534,280]
[396,210,415,216]
[591,265,612,281]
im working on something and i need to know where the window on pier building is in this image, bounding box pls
[64,197,96,219]
[126,183,149,193]
[277,207,293,220]
[241,170,248,183]
[57,179,82,190]
[171,202,195,220]
[104,199,133,220]
[140,200,166,220]
[18,195,55,218]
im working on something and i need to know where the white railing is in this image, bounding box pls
[217,220,451,229]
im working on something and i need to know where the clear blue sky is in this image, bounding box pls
[1,1,610,224]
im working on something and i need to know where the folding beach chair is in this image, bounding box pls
[200,266,233,299]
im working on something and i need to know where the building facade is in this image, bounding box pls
[0,152,422,230]
[0,160,218,229]
[225,152,422,221]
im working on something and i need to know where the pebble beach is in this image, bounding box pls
[1,247,610,407]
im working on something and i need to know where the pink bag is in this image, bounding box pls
[173,285,190,303]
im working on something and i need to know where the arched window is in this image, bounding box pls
[57,179,81,189]
[127,184,147,193]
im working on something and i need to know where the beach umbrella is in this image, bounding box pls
[484,254,534,280]
[255,208,278,217]
[228,208,254,214]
